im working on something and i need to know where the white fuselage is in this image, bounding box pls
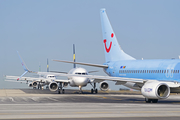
[68,67,89,87]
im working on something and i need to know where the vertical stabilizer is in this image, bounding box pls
[47,59,49,72]
[73,44,76,68]
[100,9,135,62]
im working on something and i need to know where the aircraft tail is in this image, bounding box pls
[47,59,49,72]
[100,9,135,62]
[17,51,31,80]
[73,44,76,68]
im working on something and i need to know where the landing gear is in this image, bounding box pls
[79,86,83,94]
[90,83,98,94]
[37,82,41,90]
[145,98,158,103]
[58,82,65,94]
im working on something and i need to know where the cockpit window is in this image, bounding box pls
[75,73,87,75]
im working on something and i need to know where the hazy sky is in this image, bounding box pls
[0,0,180,90]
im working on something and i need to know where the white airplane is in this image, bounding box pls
[5,45,106,94]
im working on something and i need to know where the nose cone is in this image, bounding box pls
[73,77,89,86]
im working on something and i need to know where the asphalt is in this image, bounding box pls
[0,89,180,120]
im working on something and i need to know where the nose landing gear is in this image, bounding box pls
[79,86,83,94]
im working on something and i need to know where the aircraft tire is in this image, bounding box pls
[91,89,93,94]
[145,98,151,103]
[95,89,98,94]
[152,99,158,103]
[62,89,65,94]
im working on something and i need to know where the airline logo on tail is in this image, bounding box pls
[103,33,114,53]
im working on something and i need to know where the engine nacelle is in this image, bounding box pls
[141,81,170,99]
[32,81,38,87]
[28,83,33,87]
[63,82,68,87]
[99,82,109,91]
[49,82,58,91]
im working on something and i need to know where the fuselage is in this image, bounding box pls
[104,59,180,82]
[68,67,89,87]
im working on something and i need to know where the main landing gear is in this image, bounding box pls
[145,98,158,103]
[58,82,65,94]
[90,83,98,94]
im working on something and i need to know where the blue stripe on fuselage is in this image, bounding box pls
[104,59,180,82]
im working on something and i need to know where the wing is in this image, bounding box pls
[53,60,108,68]
[37,72,145,83]
[5,75,43,82]
[5,75,70,83]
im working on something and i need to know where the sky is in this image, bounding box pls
[0,0,180,90]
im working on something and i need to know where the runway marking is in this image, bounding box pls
[47,97,59,102]
[0,113,10,115]
[20,112,62,115]
[75,112,112,114]
[9,97,15,102]
[122,111,180,114]
[87,95,122,101]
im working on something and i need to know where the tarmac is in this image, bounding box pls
[0,89,180,120]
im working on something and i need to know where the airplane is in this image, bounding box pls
[5,45,102,94]
[50,8,180,103]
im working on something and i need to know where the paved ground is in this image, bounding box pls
[0,89,180,119]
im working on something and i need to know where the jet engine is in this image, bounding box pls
[49,82,58,91]
[63,82,68,87]
[141,81,170,99]
[28,83,33,87]
[99,81,109,91]
[32,81,38,87]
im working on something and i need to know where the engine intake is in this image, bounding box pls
[49,82,58,91]
[32,81,38,87]
[28,83,33,87]
[99,82,109,91]
[141,81,170,99]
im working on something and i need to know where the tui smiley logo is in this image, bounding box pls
[103,33,114,53]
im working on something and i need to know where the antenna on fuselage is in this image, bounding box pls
[73,44,76,68]
[47,58,49,72]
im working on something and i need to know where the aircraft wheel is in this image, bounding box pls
[58,90,61,94]
[152,99,158,103]
[145,98,151,103]
[91,89,93,94]
[62,89,65,94]
[95,89,98,94]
